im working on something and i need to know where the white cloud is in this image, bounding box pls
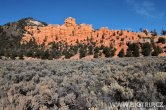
[126,0,165,19]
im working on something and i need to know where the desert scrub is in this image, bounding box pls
[0,57,165,110]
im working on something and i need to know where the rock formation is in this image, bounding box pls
[21,17,166,57]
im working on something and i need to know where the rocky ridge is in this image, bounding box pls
[21,17,166,56]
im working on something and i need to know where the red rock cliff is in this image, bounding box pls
[21,17,166,57]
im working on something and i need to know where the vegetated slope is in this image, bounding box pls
[0,57,166,110]
[1,17,47,38]
[0,17,166,60]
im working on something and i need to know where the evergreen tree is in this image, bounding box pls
[79,47,86,59]
[4,51,10,58]
[152,46,163,56]
[127,43,140,57]
[126,49,132,57]
[151,29,157,36]
[161,30,166,35]
[103,45,116,58]
[118,49,125,57]
[157,37,166,44]
[88,45,93,55]
[48,54,53,60]
[26,50,34,57]
[10,52,17,60]
[0,49,4,57]
[41,50,49,59]
[94,47,99,58]
[132,44,140,57]
[18,51,24,60]
[142,43,152,56]
[72,45,79,54]
[64,49,75,59]
[99,45,104,50]
[111,48,116,56]
[52,50,61,59]
[103,47,110,57]
[64,51,71,59]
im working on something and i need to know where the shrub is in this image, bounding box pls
[0,57,166,109]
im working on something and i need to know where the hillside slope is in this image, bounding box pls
[0,17,165,60]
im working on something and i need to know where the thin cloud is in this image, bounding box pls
[126,0,165,19]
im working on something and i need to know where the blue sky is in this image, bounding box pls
[0,0,166,33]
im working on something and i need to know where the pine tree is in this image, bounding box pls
[118,49,125,57]
[18,52,24,60]
[142,43,152,56]
[94,47,99,58]
[102,45,116,58]
[52,50,61,59]
[127,43,140,57]
[103,47,111,57]
[132,44,140,57]
[41,50,49,59]
[64,49,75,59]
[152,46,163,56]
[161,30,166,35]
[10,52,17,60]
[157,37,166,44]
[126,49,132,57]
[26,50,34,57]
[151,29,157,36]
[79,47,86,59]
[88,45,93,55]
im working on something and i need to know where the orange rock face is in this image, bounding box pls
[21,17,166,56]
